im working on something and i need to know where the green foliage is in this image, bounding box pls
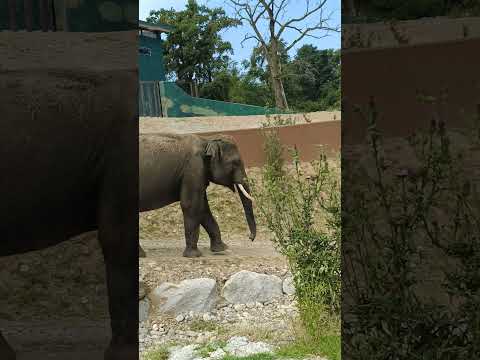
[189,319,218,332]
[277,335,341,360]
[143,345,170,360]
[146,2,340,111]
[220,354,275,360]
[284,47,341,112]
[343,97,480,359]
[253,116,341,339]
[147,0,240,88]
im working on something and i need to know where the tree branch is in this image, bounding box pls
[277,0,329,38]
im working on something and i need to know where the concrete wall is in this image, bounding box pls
[343,37,480,145]
[198,121,341,168]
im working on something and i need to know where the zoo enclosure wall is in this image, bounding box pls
[342,26,480,145]
[198,121,341,168]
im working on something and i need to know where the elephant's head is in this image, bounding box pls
[203,135,256,241]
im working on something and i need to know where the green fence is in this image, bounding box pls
[157,81,287,118]
[1,0,137,32]
[139,81,162,117]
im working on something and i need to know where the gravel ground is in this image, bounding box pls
[139,294,299,354]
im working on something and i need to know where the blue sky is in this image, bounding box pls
[139,0,340,63]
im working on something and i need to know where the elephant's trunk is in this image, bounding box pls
[235,182,256,241]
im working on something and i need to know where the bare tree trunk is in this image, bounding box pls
[267,46,289,110]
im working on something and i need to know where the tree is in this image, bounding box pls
[228,0,339,109]
[147,0,240,96]
[283,45,340,111]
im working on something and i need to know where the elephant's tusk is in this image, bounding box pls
[236,184,254,201]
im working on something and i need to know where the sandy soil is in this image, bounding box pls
[343,16,480,51]
[0,31,136,71]
[140,111,340,134]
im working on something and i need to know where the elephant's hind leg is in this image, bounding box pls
[201,194,228,253]
[0,332,15,360]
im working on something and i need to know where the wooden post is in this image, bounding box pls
[24,0,33,31]
[8,0,17,31]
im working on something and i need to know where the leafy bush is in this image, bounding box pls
[252,117,341,339]
[342,97,480,359]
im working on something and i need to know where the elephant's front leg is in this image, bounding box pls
[180,187,204,258]
[201,193,228,253]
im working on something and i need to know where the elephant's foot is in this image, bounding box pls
[104,343,137,360]
[139,246,146,258]
[0,333,16,360]
[183,247,202,258]
[211,241,228,253]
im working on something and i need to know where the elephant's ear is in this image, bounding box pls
[205,140,222,159]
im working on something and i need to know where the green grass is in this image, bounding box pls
[142,345,170,360]
[189,319,218,332]
[221,354,275,360]
[197,340,227,358]
[276,336,340,360]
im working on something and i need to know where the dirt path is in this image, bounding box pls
[140,232,288,294]
[2,319,110,360]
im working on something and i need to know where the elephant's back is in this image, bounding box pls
[139,133,200,158]
[0,69,137,252]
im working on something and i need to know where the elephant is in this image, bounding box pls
[0,69,138,360]
[139,133,256,258]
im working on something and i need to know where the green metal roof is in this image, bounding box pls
[138,20,173,33]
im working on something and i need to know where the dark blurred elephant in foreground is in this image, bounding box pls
[0,69,138,360]
[139,133,256,258]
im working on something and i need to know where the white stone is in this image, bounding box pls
[283,276,296,295]
[222,271,283,304]
[209,348,227,359]
[225,336,274,357]
[150,278,217,315]
[176,314,185,322]
[168,344,199,360]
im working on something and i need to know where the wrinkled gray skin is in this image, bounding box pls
[0,69,138,360]
[139,133,256,258]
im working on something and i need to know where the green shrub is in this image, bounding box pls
[342,97,480,359]
[253,116,341,339]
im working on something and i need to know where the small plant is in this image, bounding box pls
[189,319,218,332]
[253,117,341,342]
[262,113,296,128]
[221,354,275,360]
[142,345,170,360]
[343,96,480,359]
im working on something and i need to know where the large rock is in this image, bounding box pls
[225,336,274,357]
[150,278,217,315]
[168,344,199,360]
[139,298,150,323]
[283,276,296,295]
[222,270,283,304]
